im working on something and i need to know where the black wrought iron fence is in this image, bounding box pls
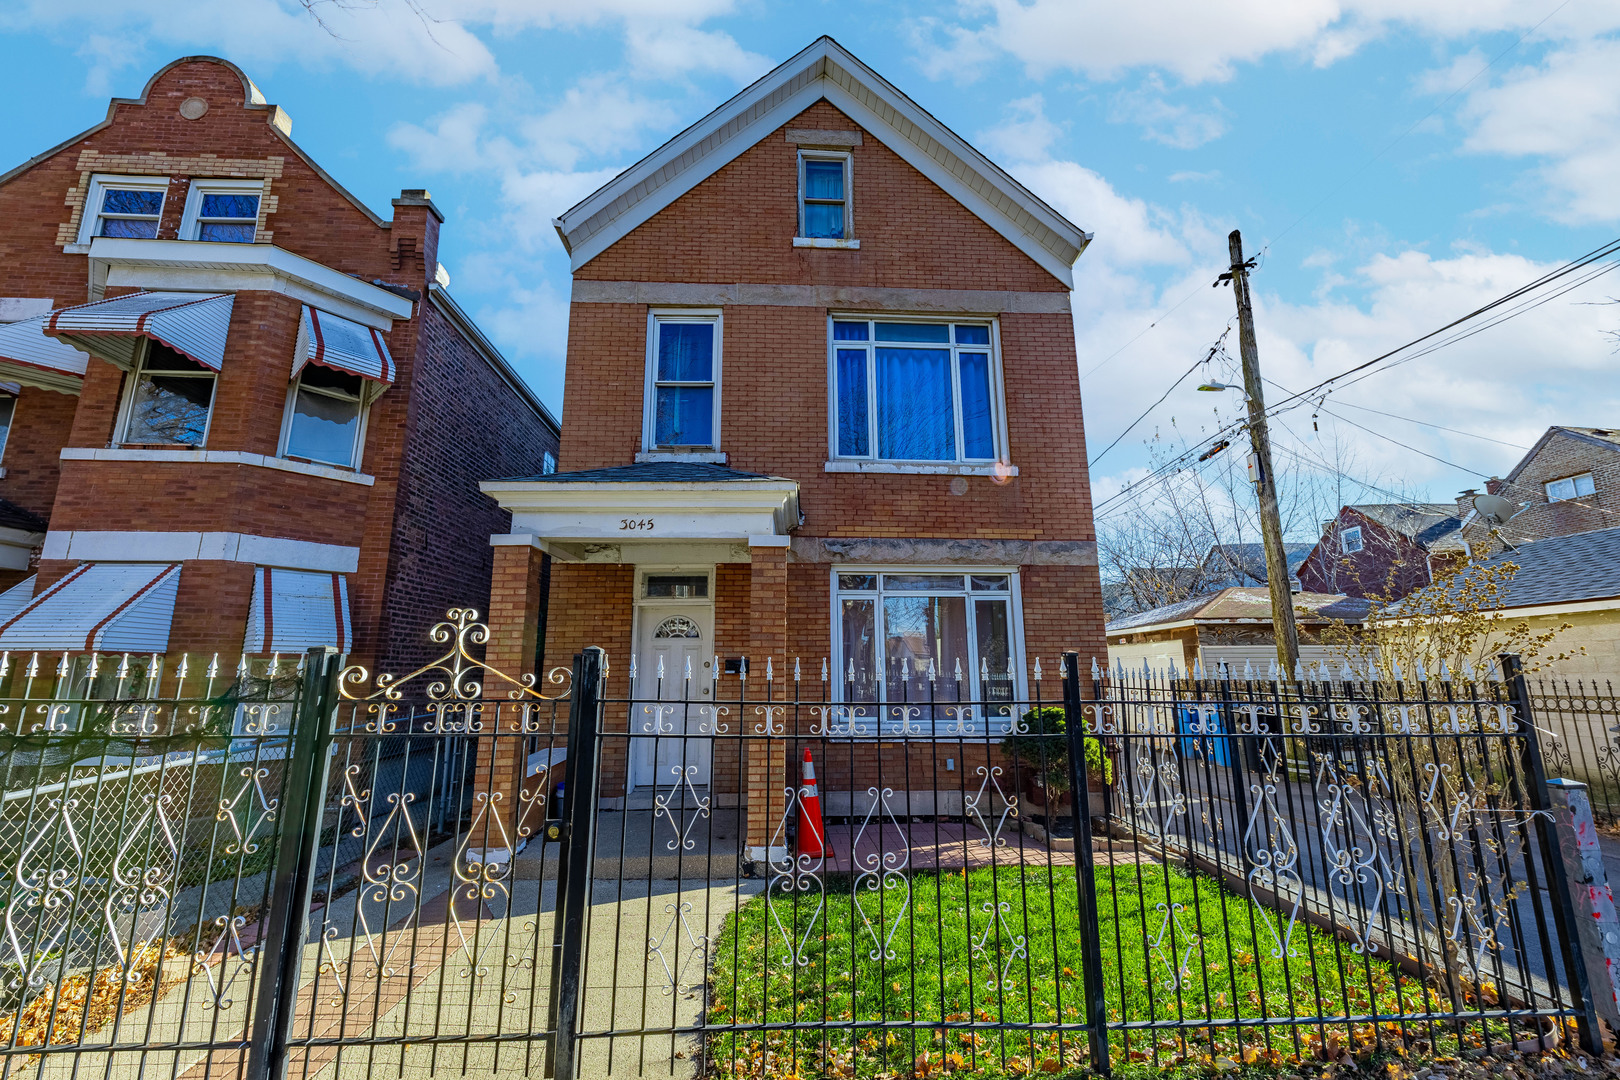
[551,648,1596,1079]
[1528,675,1620,822]
[0,650,303,1079]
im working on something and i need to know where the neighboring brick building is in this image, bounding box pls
[1295,503,1464,600]
[0,56,558,681]
[477,38,1105,856]
[1455,426,1620,553]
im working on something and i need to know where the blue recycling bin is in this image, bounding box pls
[1177,705,1231,766]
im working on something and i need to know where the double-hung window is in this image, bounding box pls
[645,311,720,450]
[1340,526,1364,554]
[0,394,15,465]
[833,571,1021,735]
[1545,473,1595,502]
[181,180,261,243]
[282,364,366,467]
[832,318,1001,463]
[120,341,216,447]
[798,151,851,240]
[81,175,167,241]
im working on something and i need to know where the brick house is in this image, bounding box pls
[1295,503,1464,600]
[475,38,1105,856]
[0,56,559,682]
[1455,426,1620,552]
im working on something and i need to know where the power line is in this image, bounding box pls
[1088,331,1230,468]
[1326,399,1530,449]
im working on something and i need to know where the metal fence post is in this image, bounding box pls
[1062,652,1111,1074]
[546,647,604,1080]
[1546,778,1620,1036]
[1504,653,1603,1054]
[247,648,341,1080]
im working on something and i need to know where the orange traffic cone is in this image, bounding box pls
[797,748,830,859]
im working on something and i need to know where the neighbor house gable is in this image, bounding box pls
[553,36,1091,287]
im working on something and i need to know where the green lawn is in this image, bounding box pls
[708,863,1491,1079]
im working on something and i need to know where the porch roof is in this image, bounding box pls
[481,462,801,562]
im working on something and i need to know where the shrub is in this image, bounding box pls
[998,706,1111,794]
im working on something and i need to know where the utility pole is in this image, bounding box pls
[1223,229,1301,675]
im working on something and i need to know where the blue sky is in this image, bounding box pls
[2,0,1617,535]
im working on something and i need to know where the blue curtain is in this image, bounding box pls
[877,347,953,460]
[836,348,869,455]
[655,386,713,445]
[959,352,994,459]
[657,323,713,380]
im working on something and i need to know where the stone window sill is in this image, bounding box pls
[636,450,728,464]
[824,460,1019,477]
[793,237,861,250]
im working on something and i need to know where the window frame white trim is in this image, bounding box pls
[826,313,1009,467]
[1545,472,1596,502]
[636,566,716,606]
[77,174,170,245]
[643,308,722,453]
[276,365,370,470]
[114,338,218,450]
[0,394,16,466]
[797,149,853,242]
[179,178,264,243]
[827,565,1027,738]
[1341,525,1364,554]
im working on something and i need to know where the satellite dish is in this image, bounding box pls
[1472,493,1517,525]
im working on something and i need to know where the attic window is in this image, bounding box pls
[181,180,262,243]
[81,175,168,242]
[796,151,855,246]
[1341,526,1364,554]
[1545,473,1595,502]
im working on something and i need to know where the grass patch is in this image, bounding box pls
[709,862,1505,1079]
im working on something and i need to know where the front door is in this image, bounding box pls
[633,603,715,790]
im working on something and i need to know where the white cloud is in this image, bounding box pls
[1455,36,1620,222]
[1109,77,1227,149]
[622,23,769,81]
[974,94,1062,162]
[519,77,680,169]
[912,0,1620,87]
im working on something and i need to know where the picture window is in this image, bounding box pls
[831,318,1002,463]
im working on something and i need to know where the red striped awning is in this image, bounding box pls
[244,567,352,654]
[294,306,394,383]
[0,563,182,652]
[46,291,233,371]
[0,314,88,393]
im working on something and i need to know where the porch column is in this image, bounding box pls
[745,536,790,862]
[478,534,548,856]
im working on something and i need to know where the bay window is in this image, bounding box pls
[120,341,215,447]
[833,570,1021,734]
[644,311,720,450]
[282,364,365,467]
[831,318,1002,463]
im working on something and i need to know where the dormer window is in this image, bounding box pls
[80,175,168,241]
[798,151,851,241]
[181,180,262,243]
[644,311,720,451]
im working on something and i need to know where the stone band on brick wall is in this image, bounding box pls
[42,529,360,571]
[791,536,1097,565]
[570,280,1072,314]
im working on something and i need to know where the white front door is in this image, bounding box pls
[632,603,715,790]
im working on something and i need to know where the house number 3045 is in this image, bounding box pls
[619,518,655,531]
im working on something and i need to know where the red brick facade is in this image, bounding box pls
[496,81,1106,831]
[0,57,558,673]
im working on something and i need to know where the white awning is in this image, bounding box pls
[294,306,394,383]
[0,563,182,653]
[245,567,351,654]
[0,575,36,625]
[0,315,88,394]
[47,291,234,371]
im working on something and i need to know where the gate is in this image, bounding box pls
[1,611,1602,1080]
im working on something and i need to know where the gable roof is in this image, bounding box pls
[1106,587,1371,634]
[1346,503,1463,547]
[552,36,1092,287]
[1502,426,1620,486]
[1466,525,1620,609]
